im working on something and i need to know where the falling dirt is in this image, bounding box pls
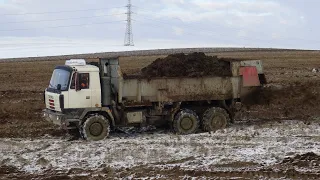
[140,52,233,78]
[245,82,319,106]
[239,81,320,120]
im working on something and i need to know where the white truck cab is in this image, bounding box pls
[43,59,108,131]
[45,59,101,110]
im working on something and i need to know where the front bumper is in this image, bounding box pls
[43,109,67,128]
[42,109,80,129]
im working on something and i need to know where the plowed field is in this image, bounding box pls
[0,49,320,179]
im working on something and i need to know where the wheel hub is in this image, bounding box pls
[89,122,103,136]
[211,115,227,129]
[180,117,194,130]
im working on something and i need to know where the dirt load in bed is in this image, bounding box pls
[139,52,235,78]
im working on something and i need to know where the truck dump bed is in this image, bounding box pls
[120,76,241,103]
[100,55,263,106]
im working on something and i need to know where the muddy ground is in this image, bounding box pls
[1,50,320,179]
[1,50,320,137]
[0,120,319,179]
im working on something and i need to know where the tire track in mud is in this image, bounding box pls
[116,166,320,179]
[1,162,319,179]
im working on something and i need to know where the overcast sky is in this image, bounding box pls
[0,0,319,58]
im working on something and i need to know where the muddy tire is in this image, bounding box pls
[202,107,230,132]
[173,109,200,135]
[81,115,110,141]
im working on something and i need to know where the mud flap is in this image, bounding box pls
[239,66,263,105]
[240,67,261,87]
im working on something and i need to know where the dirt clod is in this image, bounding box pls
[0,165,20,175]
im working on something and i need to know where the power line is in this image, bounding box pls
[0,13,126,25]
[133,8,318,44]
[0,44,123,50]
[133,13,269,40]
[1,6,125,16]
[133,17,254,42]
[0,42,124,47]
[133,18,274,47]
[133,6,274,35]
[133,10,279,42]
[134,15,320,45]
[0,20,125,32]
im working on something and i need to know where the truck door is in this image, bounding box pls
[68,72,92,108]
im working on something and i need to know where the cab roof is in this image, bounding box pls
[69,65,99,72]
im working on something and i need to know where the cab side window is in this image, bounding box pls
[70,73,90,89]
[80,73,90,89]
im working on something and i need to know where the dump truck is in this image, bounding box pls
[43,57,265,140]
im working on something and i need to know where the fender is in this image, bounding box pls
[79,107,115,127]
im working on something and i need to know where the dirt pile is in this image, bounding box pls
[141,52,233,77]
[239,81,320,120]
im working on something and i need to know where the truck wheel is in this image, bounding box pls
[173,109,199,135]
[81,115,110,141]
[202,107,230,132]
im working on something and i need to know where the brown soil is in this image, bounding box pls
[0,90,64,138]
[0,60,65,138]
[140,52,233,78]
[0,166,86,180]
[114,165,320,179]
[280,152,320,168]
[238,81,320,120]
[2,50,320,179]
[0,165,20,175]
[2,159,319,180]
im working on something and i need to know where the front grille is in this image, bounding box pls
[49,99,55,109]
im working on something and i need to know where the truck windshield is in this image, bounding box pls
[48,69,71,91]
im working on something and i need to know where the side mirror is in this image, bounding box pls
[57,84,61,91]
[75,73,81,91]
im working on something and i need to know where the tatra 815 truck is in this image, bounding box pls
[43,57,265,140]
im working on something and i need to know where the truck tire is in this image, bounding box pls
[81,115,110,141]
[202,107,230,132]
[173,109,200,135]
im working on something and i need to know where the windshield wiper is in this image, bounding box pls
[49,82,59,90]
